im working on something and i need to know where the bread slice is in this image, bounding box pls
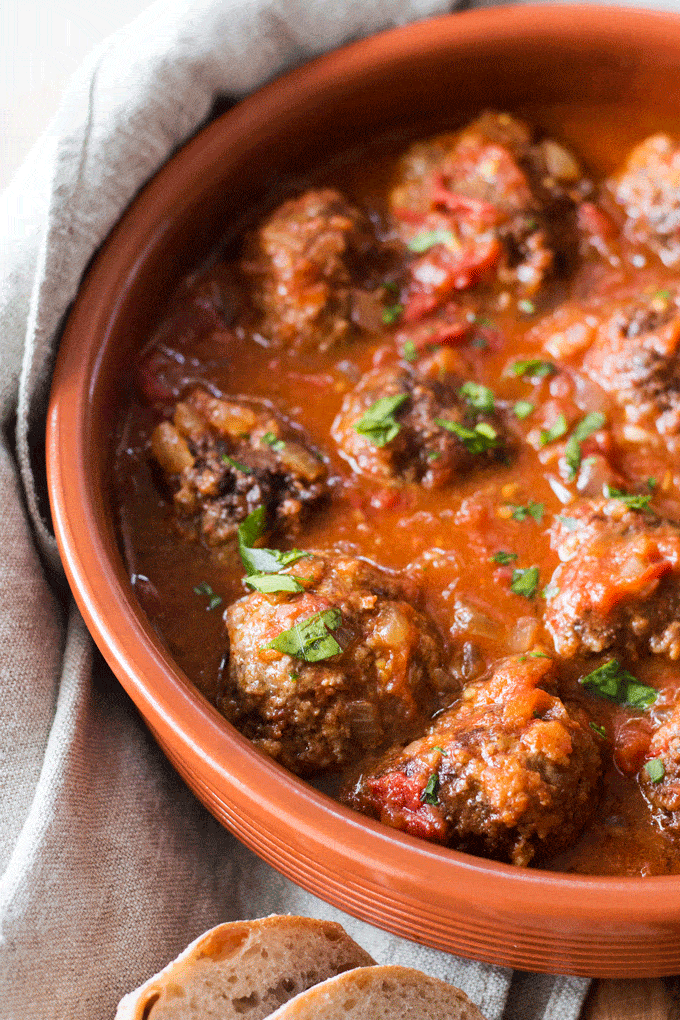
[265,965,487,1020]
[115,915,375,1020]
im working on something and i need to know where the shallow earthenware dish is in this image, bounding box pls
[47,6,680,976]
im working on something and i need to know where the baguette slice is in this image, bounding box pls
[115,915,375,1020]
[265,965,487,1020]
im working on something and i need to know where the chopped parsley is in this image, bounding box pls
[407,228,457,253]
[508,359,556,380]
[193,581,222,611]
[237,507,309,576]
[510,501,544,523]
[458,381,495,413]
[654,289,672,301]
[539,413,568,447]
[517,299,536,315]
[382,303,403,325]
[222,454,252,473]
[513,400,534,419]
[579,660,657,709]
[644,758,666,783]
[420,772,440,805]
[541,582,559,600]
[564,412,606,479]
[262,432,286,452]
[355,393,409,447]
[245,574,304,594]
[603,485,652,512]
[427,450,442,461]
[510,566,540,598]
[589,721,607,739]
[436,418,500,454]
[266,608,343,662]
[491,550,518,565]
[648,477,657,489]
[403,340,418,363]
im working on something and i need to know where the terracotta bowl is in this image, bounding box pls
[47,5,680,977]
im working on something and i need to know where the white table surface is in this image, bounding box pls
[1,0,154,193]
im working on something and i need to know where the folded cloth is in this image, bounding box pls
[0,2,592,1018]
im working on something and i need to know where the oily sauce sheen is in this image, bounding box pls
[115,105,680,875]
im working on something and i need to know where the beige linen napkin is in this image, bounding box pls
[0,1,591,1017]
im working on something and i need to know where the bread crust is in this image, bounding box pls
[114,915,375,1020]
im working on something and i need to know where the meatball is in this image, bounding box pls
[332,348,511,487]
[641,702,680,829]
[344,653,602,866]
[150,388,327,545]
[388,111,587,318]
[545,497,680,659]
[221,553,449,774]
[609,134,680,266]
[244,188,381,349]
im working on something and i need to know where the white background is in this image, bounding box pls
[1,0,153,192]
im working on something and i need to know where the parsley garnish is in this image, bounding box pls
[193,581,222,611]
[603,485,652,512]
[508,359,556,379]
[648,477,657,489]
[382,303,403,325]
[644,758,665,783]
[427,450,441,461]
[589,722,607,739]
[237,508,309,576]
[579,660,657,709]
[407,228,457,253]
[458,381,495,413]
[266,608,343,662]
[245,574,304,594]
[436,418,500,454]
[564,412,606,480]
[518,299,536,315]
[510,501,544,523]
[513,400,534,419]
[539,413,568,447]
[492,550,518,565]
[511,566,539,598]
[262,432,286,452]
[355,394,409,447]
[420,772,440,805]
[222,454,252,473]
[541,582,559,600]
[403,340,418,363]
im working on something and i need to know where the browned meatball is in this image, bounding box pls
[609,134,680,266]
[344,654,602,866]
[545,497,680,659]
[220,553,449,775]
[244,188,381,350]
[150,388,327,545]
[332,348,511,487]
[388,111,587,319]
[640,702,680,829]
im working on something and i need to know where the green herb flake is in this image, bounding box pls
[528,651,551,659]
[510,501,544,523]
[539,413,568,447]
[382,303,404,325]
[355,393,409,447]
[407,228,458,254]
[245,574,304,594]
[193,582,222,611]
[237,507,309,576]
[603,485,652,512]
[654,289,671,301]
[289,671,299,682]
[266,608,343,663]
[222,454,252,474]
[420,772,440,806]
[541,583,559,600]
[433,745,445,754]
[579,659,657,709]
[458,381,495,413]
[589,721,607,739]
[436,417,500,455]
[427,450,442,461]
[513,400,534,419]
[564,412,606,479]
[518,299,536,315]
[510,566,540,598]
[492,550,518,565]
[403,340,418,363]
[508,359,556,380]
[648,477,657,489]
[262,431,286,452]
[644,758,666,783]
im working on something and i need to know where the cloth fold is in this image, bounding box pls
[0,1,593,1017]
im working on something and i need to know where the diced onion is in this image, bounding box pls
[508,616,540,653]
[150,422,195,474]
